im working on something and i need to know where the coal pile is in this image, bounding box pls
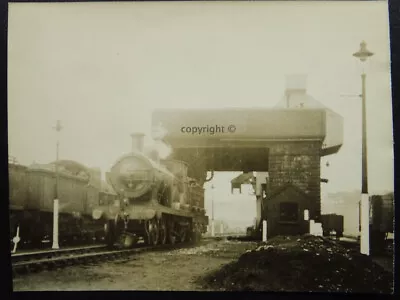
[201,235,393,293]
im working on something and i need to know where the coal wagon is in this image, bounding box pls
[321,214,344,238]
[9,160,116,248]
[369,193,394,255]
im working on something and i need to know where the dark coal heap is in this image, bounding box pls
[202,235,393,293]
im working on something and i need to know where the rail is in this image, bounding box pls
[11,240,199,277]
[11,244,107,264]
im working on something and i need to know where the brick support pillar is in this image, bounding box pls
[268,141,322,221]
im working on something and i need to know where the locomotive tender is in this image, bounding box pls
[92,133,209,248]
[8,160,116,248]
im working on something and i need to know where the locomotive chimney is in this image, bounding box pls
[131,132,145,153]
[153,140,162,163]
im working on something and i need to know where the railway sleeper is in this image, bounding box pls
[49,260,57,268]
[13,266,26,276]
[84,259,96,265]
[72,257,81,264]
[72,257,90,265]
[64,259,75,266]
[26,264,41,274]
[84,257,96,264]
[12,268,19,278]
[108,253,118,260]
[22,265,32,274]
[53,261,64,269]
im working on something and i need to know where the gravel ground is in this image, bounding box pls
[12,239,257,291]
[12,236,393,292]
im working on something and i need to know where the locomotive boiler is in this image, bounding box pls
[92,133,209,248]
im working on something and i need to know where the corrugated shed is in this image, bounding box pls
[231,172,255,193]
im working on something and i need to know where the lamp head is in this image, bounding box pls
[53,120,63,132]
[353,41,374,62]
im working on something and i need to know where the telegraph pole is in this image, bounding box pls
[52,120,62,249]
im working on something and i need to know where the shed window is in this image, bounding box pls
[280,202,298,222]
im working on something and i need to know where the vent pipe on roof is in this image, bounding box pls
[131,133,145,153]
[285,74,307,92]
[284,74,308,108]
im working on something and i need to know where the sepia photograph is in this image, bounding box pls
[7,0,394,293]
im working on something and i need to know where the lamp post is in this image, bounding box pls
[52,120,62,249]
[353,41,373,255]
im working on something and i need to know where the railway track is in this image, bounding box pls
[11,244,108,264]
[11,241,201,277]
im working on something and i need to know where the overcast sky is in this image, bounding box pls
[8,1,393,225]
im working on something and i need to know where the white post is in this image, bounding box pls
[262,220,267,242]
[52,120,62,250]
[210,184,215,237]
[220,223,224,235]
[304,209,309,221]
[309,219,315,235]
[12,226,21,253]
[52,199,60,249]
[360,193,370,255]
[314,223,323,236]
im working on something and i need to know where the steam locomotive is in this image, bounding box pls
[8,160,116,248]
[92,133,209,248]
